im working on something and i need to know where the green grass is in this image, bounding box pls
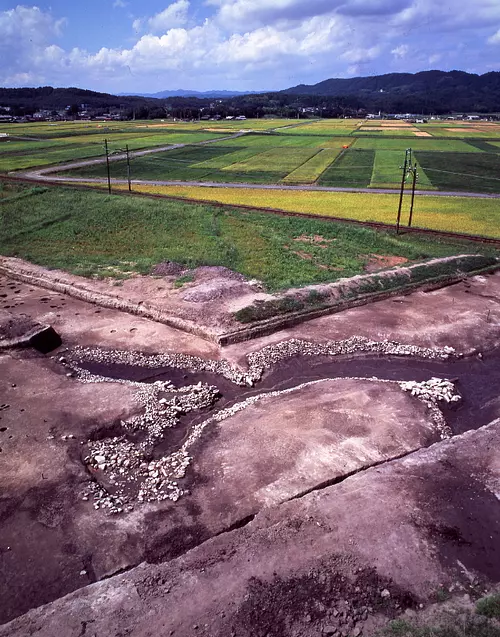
[318,149,375,187]
[282,149,341,184]
[234,255,497,322]
[174,272,195,288]
[0,131,229,173]
[0,184,491,291]
[382,615,500,637]
[370,151,434,190]
[355,138,481,152]
[119,183,500,239]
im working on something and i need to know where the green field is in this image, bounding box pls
[1,183,494,290]
[0,129,229,172]
[1,118,500,194]
[115,183,500,239]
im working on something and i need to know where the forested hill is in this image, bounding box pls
[0,86,156,110]
[282,70,500,113]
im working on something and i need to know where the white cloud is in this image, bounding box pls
[0,5,65,45]
[391,44,409,59]
[113,0,128,8]
[0,1,498,92]
[488,29,500,44]
[145,0,190,33]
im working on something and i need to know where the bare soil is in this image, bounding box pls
[0,269,499,635]
[364,254,409,272]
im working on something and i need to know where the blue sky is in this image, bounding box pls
[1,1,500,93]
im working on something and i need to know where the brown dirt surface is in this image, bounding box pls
[151,261,186,276]
[294,234,335,246]
[0,257,264,336]
[0,265,500,635]
[414,131,432,136]
[0,354,144,624]
[364,254,409,272]
[0,275,218,358]
[2,419,498,637]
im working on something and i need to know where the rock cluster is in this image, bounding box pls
[399,377,461,404]
[62,356,220,512]
[246,337,456,379]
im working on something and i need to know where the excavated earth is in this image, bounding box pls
[0,270,499,635]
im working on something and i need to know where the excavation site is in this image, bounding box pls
[1,265,500,637]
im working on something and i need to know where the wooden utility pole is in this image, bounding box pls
[125,144,131,192]
[104,138,111,194]
[396,148,411,234]
[408,162,418,228]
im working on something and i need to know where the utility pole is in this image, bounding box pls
[104,138,111,195]
[125,144,131,192]
[396,148,412,234]
[408,161,418,228]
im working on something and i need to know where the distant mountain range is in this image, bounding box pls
[1,71,499,115]
[119,89,262,98]
[282,70,500,112]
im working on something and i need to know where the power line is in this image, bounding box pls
[421,167,500,181]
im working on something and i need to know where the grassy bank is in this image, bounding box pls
[0,184,494,291]
[101,183,500,239]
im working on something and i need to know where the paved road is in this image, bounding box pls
[12,132,500,199]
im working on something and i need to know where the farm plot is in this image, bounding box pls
[415,151,500,194]
[281,120,363,135]
[224,147,317,175]
[354,138,482,152]
[369,151,434,190]
[318,149,375,187]
[0,130,228,173]
[417,123,500,138]
[58,134,354,184]
[282,149,341,184]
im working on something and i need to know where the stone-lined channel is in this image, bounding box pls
[67,341,500,513]
[79,347,500,439]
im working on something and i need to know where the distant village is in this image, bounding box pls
[0,101,497,125]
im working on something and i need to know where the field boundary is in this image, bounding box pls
[1,254,498,348]
[220,258,500,345]
[0,258,220,344]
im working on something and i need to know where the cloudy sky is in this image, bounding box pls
[1,0,500,93]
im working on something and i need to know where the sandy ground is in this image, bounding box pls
[0,269,499,633]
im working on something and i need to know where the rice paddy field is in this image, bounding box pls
[0,117,499,241]
[101,182,500,239]
[26,117,498,195]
